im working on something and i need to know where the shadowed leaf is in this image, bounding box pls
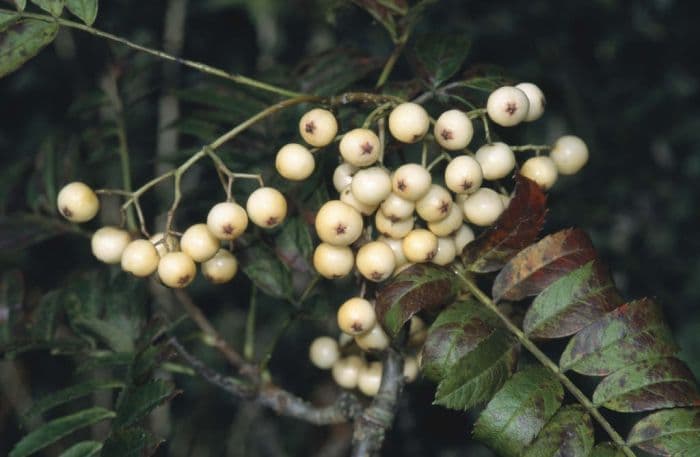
[474,366,564,457]
[376,263,456,337]
[57,441,102,457]
[627,408,700,455]
[560,299,678,376]
[11,0,26,11]
[492,228,596,302]
[0,214,80,251]
[30,0,63,16]
[65,0,98,26]
[413,32,471,87]
[101,427,162,457]
[295,48,382,96]
[463,175,547,273]
[0,11,19,30]
[113,380,180,428]
[240,241,293,300]
[593,357,700,412]
[24,379,124,419]
[589,443,626,457]
[522,405,593,457]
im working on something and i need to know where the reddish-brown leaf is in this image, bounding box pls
[463,175,547,273]
[492,228,596,302]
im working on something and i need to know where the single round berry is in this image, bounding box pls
[181,223,220,263]
[333,162,358,192]
[299,108,338,147]
[461,188,505,227]
[356,241,396,282]
[309,336,340,370]
[91,227,131,264]
[427,203,463,237]
[475,142,516,180]
[408,316,427,347]
[432,237,457,266]
[121,239,160,277]
[403,356,419,383]
[355,323,390,352]
[375,211,413,239]
[444,155,483,194]
[201,249,238,284]
[416,185,452,222]
[392,164,432,201]
[332,356,364,389]
[313,243,354,279]
[149,232,180,257]
[275,143,315,181]
[315,200,364,246]
[550,135,589,175]
[246,187,287,229]
[358,361,383,396]
[158,252,196,288]
[380,193,414,221]
[57,182,100,223]
[402,229,438,263]
[378,236,408,268]
[486,86,530,127]
[337,297,376,335]
[434,109,474,150]
[453,224,475,252]
[351,167,392,206]
[339,128,381,167]
[207,202,248,240]
[520,156,558,190]
[340,186,377,216]
[515,82,546,122]
[388,102,430,144]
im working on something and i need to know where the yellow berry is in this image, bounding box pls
[91,226,131,264]
[158,252,196,288]
[57,182,99,223]
[201,249,238,284]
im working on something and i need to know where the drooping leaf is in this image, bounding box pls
[560,298,678,376]
[413,32,471,87]
[57,441,102,457]
[627,408,700,455]
[463,175,547,273]
[593,357,700,412]
[433,329,518,410]
[65,0,98,25]
[473,366,564,457]
[524,260,623,339]
[492,228,596,302]
[0,214,79,251]
[420,299,500,382]
[30,0,63,16]
[376,263,457,337]
[24,379,124,419]
[9,407,116,457]
[351,0,397,39]
[276,217,314,273]
[588,443,626,457]
[113,380,179,429]
[101,427,162,457]
[295,48,382,96]
[521,405,594,457]
[240,241,293,300]
[73,317,135,353]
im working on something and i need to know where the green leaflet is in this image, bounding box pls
[521,405,594,457]
[473,366,564,457]
[627,408,700,455]
[240,241,293,300]
[24,379,124,419]
[588,443,626,457]
[101,427,162,457]
[30,0,63,16]
[113,380,179,429]
[413,32,471,87]
[65,0,98,25]
[57,441,103,457]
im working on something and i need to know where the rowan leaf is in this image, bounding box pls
[101,427,162,457]
[30,0,63,16]
[57,441,102,457]
[627,408,700,455]
[65,0,98,26]
[113,380,180,429]
[24,379,124,419]
[413,32,471,87]
[588,443,626,457]
[521,405,594,457]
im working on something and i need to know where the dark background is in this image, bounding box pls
[1,0,698,456]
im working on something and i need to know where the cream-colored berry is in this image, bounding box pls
[246,187,287,228]
[408,316,427,347]
[339,128,381,167]
[313,243,354,279]
[375,211,413,239]
[475,142,516,180]
[332,356,364,389]
[356,241,396,282]
[299,108,338,147]
[351,167,392,206]
[434,110,474,150]
[515,82,546,122]
[149,232,180,257]
[453,224,475,252]
[462,188,505,226]
[57,182,99,223]
[392,164,432,201]
[550,135,589,175]
[427,203,463,237]
[157,252,196,288]
[309,336,340,369]
[444,155,483,194]
[337,297,376,335]
[358,361,383,396]
[355,323,390,352]
[416,185,452,222]
[202,249,238,284]
[388,102,430,144]
[380,193,414,221]
[121,239,160,277]
[402,229,438,263]
[315,200,364,246]
[378,236,408,268]
[403,356,419,383]
[432,237,457,266]
[333,162,358,192]
[91,227,131,264]
[207,202,248,240]
[486,86,530,127]
[275,143,315,181]
[181,223,220,262]
[520,156,558,190]
[340,186,377,216]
